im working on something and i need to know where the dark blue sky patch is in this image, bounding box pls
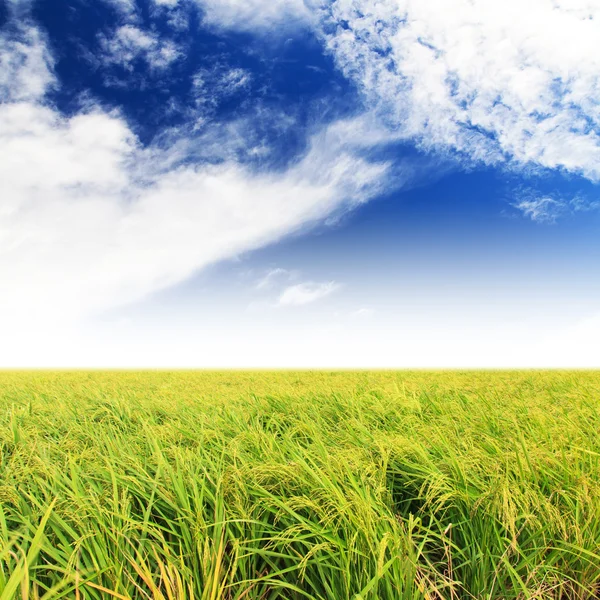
[0,1,9,30]
[28,0,360,161]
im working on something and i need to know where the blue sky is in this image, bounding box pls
[2,0,600,366]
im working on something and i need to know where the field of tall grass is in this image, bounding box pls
[1,371,600,599]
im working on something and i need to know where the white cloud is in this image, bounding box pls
[0,26,55,101]
[514,190,600,222]
[194,0,311,32]
[101,0,139,17]
[100,0,309,31]
[0,103,384,322]
[99,25,181,71]
[278,281,340,306]
[176,0,600,182]
[255,268,293,290]
[0,24,392,352]
[320,0,600,180]
[570,195,600,213]
[514,196,565,223]
[192,66,252,109]
[151,1,190,30]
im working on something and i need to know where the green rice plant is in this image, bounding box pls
[1,371,599,598]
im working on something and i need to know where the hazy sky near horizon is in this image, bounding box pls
[2,0,600,367]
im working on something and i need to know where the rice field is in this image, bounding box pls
[1,370,600,599]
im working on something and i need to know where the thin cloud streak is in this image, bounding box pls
[255,268,293,290]
[277,281,340,306]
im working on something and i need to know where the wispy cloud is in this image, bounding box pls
[514,190,600,223]
[99,25,181,71]
[255,268,292,290]
[194,0,311,32]
[101,0,140,20]
[277,281,340,307]
[514,196,565,223]
[192,65,252,110]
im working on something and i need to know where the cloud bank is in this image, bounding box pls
[320,0,600,179]
[95,0,600,184]
[0,19,391,341]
